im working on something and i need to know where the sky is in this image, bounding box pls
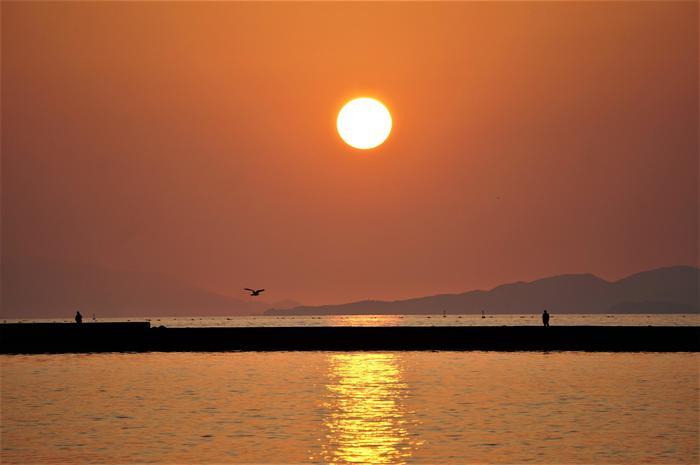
[2,2,698,306]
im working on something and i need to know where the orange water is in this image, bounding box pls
[1,352,698,464]
[7,314,700,327]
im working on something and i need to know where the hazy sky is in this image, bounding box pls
[2,2,698,305]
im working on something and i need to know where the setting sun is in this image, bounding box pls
[2,3,698,465]
[337,98,392,150]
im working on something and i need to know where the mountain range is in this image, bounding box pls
[2,257,697,318]
[1,256,299,318]
[265,266,699,315]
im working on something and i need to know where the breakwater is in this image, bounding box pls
[0,323,698,353]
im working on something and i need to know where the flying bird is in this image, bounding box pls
[244,288,265,296]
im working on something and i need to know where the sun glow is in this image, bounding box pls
[337,98,392,150]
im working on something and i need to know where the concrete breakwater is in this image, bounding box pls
[0,323,698,353]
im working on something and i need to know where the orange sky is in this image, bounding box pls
[2,2,698,305]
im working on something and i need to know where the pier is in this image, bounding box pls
[1,323,698,353]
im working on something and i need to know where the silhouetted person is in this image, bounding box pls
[542,309,550,327]
[75,311,83,324]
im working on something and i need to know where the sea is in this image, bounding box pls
[4,313,700,327]
[1,314,698,464]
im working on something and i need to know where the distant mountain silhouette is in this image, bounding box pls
[270,299,303,310]
[1,256,275,318]
[265,266,699,315]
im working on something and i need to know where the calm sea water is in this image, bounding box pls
[5,313,699,327]
[1,351,698,464]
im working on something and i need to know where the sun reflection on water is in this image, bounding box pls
[323,315,405,327]
[318,353,419,464]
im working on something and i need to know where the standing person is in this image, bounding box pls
[542,309,550,327]
[75,310,83,324]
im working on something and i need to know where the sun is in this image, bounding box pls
[337,98,392,150]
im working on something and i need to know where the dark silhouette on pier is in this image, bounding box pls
[1,323,698,353]
[75,311,82,324]
[542,309,550,327]
[244,288,265,296]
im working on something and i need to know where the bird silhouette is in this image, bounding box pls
[244,288,265,296]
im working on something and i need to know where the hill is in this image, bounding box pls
[1,256,271,318]
[265,266,699,315]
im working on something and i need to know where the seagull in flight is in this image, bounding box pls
[244,288,265,296]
